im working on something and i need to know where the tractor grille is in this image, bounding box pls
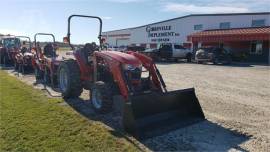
[124,68,142,81]
[130,68,141,80]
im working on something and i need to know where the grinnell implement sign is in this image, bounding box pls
[146,25,180,42]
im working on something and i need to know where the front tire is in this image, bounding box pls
[14,62,19,71]
[91,81,113,114]
[43,68,51,85]
[58,60,83,98]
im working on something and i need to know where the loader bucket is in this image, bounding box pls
[123,88,205,139]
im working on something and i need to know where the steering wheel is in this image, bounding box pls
[84,42,97,56]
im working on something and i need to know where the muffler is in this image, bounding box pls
[122,88,205,139]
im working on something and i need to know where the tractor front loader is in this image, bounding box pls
[58,14,205,138]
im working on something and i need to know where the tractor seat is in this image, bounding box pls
[77,43,96,64]
[21,47,28,54]
[44,44,56,58]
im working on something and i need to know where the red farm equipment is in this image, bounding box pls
[32,33,60,87]
[14,36,34,73]
[0,35,20,66]
[57,15,205,138]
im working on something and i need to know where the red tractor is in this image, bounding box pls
[14,36,34,73]
[0,35,21,66]
[32,33,60,87]
[57,15,205,138]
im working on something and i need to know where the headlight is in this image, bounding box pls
[122,64,142,71]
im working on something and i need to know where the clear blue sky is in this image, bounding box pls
[1,0,269,44]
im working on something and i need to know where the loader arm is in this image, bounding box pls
[127,51,166,92]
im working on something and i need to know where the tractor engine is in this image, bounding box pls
[122,64,142,84]
[122,63,153,94]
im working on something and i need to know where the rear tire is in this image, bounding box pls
[186,53,192,63]
[91,81,113,114]
[0,53,3,64]
[213,58,219,65]
[3,55,7,67]
[35,67,43,81]
[225,57,232,65]
[196,60,203,64]
[58,60,83,98]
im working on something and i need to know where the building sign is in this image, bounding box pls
[108,34,131,37]
[146,25,180,42]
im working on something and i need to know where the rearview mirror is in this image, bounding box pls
[63,36,70,43]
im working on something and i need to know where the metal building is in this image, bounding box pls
[102,12,270,63]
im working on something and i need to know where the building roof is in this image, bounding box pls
[103,12,270,33]
[187,26,270,42]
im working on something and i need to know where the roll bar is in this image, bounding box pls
[16,36,32,49]
[34,33,56,47]
[66,14,103,50]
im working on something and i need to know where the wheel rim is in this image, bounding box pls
[92,89,102,109]
[59,68,68,92]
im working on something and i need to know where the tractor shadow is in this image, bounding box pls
[64,96,250,151]
[64,96,124,131]
[0,65,14,70]
[208,62,254,67]
[155,61,266,68]
[141,120,250,151]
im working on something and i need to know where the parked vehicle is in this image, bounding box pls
[158,43,192,62]
[32,33,61,87]
[127,46,145,52]
[107,46,119,51]
[142,48,159,61]
[195,47,232,64]
[14,36,34,73]
[57,14,205,138]
[0,36,21,66]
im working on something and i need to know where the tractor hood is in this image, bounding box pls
[98,51,142,66]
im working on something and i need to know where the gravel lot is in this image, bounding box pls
[2,62,270,151]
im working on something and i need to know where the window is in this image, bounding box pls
[160,44,172,51]
[194,24,203,30]
[252,19,265,27]
[174,45,186,49]
[3,38,20,48]
[220,22,230,29]
[250,41,263,55]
